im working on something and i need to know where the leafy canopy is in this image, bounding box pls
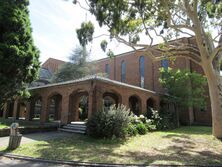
[0,0,40,106]
[52,46,91,83]
[74,0,222,65]
[159,68,207,108]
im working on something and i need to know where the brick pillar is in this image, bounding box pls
[25,101,31,121]
[2,103,8,119]
[141,99,147,115]
[13,100,19,120]
[88,91,93,119]
[122,95,129,109]
[40,97,48,123]
[155,97,161,111]
[73,98,80,121]
[95,89,103,112]
[61,94,69,124]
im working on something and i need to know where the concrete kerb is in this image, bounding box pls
[0,152,146,167]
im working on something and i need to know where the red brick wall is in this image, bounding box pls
[94,37,212,125]
[42,58,65,73]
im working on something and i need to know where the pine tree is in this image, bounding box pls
[0,0,40,106]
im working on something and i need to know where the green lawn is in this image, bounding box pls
[1,126,222,165]
[0,124,8,129]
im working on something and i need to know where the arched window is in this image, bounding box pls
[139,56,145,88]
[161,59,169,70]
[121,60,126,82]
[105,64,110,78]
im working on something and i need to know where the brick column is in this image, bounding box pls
[13,100,19,120]
[73,98,80,121]
[141,99,147,115]
[61,94,69,124]
[155,97,161,111]
[88,91,93,119]
[122,95,129,109]
[40,97,48,123]
[25,101,31,121]
[95,89,103,112]
[2,103,8,119]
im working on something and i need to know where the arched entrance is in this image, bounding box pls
[31,97,42,121]
[129,95,141,116]
[103,92,121,111]
[48,94,62,121]
[16,101,26,120]
[69,90,89,122]
[146,98,156,118]
[3,101,14,118]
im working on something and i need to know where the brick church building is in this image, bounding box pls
[1,37,212,126]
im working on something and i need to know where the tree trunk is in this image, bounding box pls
[203,63,222,138]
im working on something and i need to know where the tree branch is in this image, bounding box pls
[210,45,222,62]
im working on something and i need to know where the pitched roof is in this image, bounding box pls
[29,75,162,95]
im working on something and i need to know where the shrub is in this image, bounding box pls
[145,119,156,131]
[150,108,176,130]
[126,123,138,136]
[136,122,148,135]
[87,104,131,138]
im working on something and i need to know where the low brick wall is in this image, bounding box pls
[0,126,58,137]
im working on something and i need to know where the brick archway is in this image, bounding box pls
[146,97,157,118]
[129,95,142,116]
[103,91,122,110]
[69,89,89,123]
[47,93,62,121]
[29,96,43,121]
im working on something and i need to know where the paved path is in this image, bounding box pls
[0,157,71,167]
[0,131,74,147]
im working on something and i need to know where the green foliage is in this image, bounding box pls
[76,21,94,47]
[100,40,108,52]
[136,122,148,135]
[52,46,91,83]
[150,108,176,130]
[107,49,115,58]
[159,68,207,108]
[82,0,222,37]
[75,0,222,62]
[126,123,138,136]
[0,0,40,106]
[87,104,131,139]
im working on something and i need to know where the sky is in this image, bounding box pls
[28,0,133,63]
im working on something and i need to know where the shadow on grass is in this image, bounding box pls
[28,134,222,165]
[3,126,222,165]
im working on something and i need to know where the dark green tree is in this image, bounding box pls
[0,0,40,107]
[52,46,91,83]
[159,68,207,108]
[74,0,222,138]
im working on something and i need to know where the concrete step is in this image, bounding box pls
[63,125,86,131]
[70,122,86,125]
[67,124,86,128]
[58,128,86,134]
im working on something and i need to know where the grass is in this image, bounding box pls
[0,118,56,129]
[1,126,222,165]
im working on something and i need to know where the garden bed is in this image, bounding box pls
[0,118,58,137]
